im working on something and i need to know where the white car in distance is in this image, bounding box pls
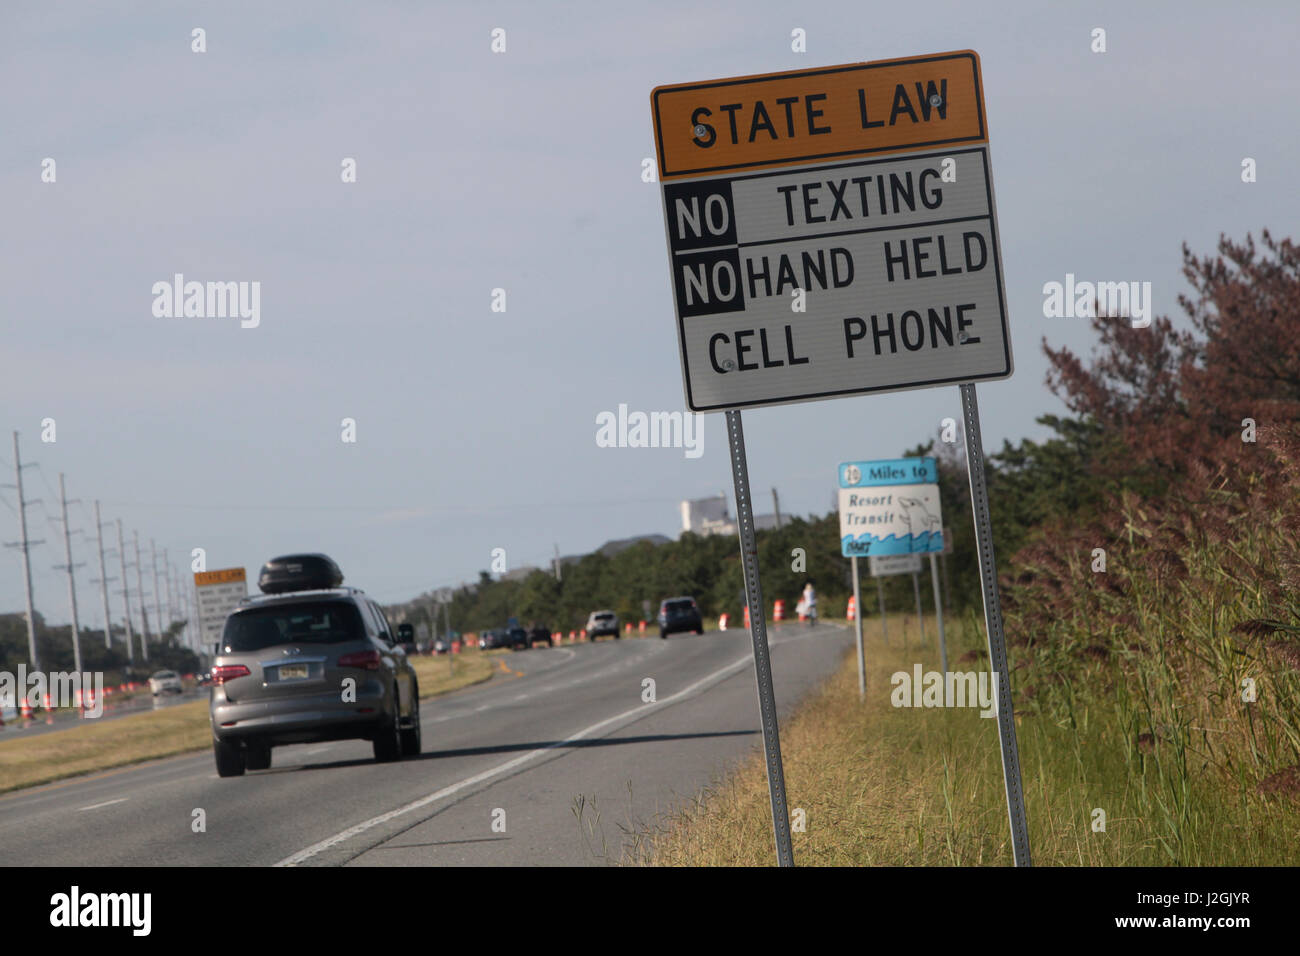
[149,670,184,696]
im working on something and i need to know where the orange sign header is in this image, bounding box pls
[652,51,986,180]
[194,567,246,587]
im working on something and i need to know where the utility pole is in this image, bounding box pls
[772,488,782,530]
[93,501,115,649]
[553,543,562,582]
[189,570,202,655]
[133,530,150,661]
[116,519,135,664]
[163,548,174,635]
[177,566,192,651]
[151,538,164,645]
[4,432,44,671]
[55,473,85,673]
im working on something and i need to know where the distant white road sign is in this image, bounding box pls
[838,457,944,556]
[195,567,247,648]
[868,553,923,576]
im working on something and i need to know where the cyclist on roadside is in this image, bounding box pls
[802,580,817,627]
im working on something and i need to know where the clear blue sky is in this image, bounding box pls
[2,0,1295,621]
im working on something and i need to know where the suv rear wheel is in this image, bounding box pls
[373,697,403,763]
[245,742,272,771]
[400,689,421,757]
[214,737,245,777]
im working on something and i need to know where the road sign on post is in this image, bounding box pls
[653,49,1026,866]
[839,458,943,557]
[868,553,924,576]
[194,568,247,650]
[652,52,1010,412]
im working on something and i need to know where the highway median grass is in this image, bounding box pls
[0,650,497,795]
[643,609,1300,866]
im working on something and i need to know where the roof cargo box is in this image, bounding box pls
[257,553,344,594]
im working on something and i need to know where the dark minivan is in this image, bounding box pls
[657,597,704,639]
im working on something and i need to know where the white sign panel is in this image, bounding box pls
[666,148,1011,410]
[838,457,944,556]
[840,484,943,556]
[868,553,923,576]
[195,567,248,648]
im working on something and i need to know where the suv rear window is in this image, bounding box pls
[221,602,364,652]
[664,600,696,612]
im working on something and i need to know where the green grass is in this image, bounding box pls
[641,602,1300,866]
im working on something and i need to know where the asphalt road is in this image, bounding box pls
[0,623,853,866]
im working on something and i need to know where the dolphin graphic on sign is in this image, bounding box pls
[898,496,942,548]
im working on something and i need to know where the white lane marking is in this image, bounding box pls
[303,746,333,755]
[274,649,757,866]
[77,797,128,812]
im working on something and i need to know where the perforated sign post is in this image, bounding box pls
[653,50,1028,867]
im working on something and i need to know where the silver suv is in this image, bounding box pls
[209,554,420,777]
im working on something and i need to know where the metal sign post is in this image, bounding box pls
[726,410,794,866]
[912,571,925,649]
[867,551,926,650]
[876,577,888,645]
[851,556,865,699]
[929,552,948,674]
[960,382,1031,866]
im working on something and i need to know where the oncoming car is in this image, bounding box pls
[149,670,183,696]
[209,554,421,777]
[585,610,619,642]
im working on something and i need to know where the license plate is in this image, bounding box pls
[279,665,309,680]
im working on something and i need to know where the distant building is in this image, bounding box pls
[681,494,732,535]
[681,494,778,537]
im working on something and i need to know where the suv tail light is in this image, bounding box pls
[211,664,251,684]
[338,649,381,670]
